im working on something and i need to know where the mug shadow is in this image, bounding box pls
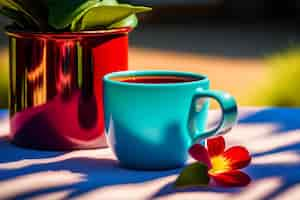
[0,155,179,199]
[0,126,179,199]
[0,109,181,199]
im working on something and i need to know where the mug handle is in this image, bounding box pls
[188,88,238,144]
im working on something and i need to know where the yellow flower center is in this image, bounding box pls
[209,156,231,174]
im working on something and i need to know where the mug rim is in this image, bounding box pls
[103,70,209,87]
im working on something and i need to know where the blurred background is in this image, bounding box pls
[0,0,300,108]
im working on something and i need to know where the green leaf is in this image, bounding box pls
[0,0,20,10]
[0,7,35,29]
[14,0,48,29]
[0,0,151,31]
[69,0,122,31]
[69,1,101,31]
[0,0,48,30]
[77,4,151,31]
[100,0,118,5]
[108,14,138,29]
[175,163,210,188]
[48,0,99,30]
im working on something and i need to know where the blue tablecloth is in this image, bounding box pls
[0,107,300,200]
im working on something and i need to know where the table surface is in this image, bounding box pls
[0,107,300,200]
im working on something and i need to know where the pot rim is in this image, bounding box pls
[5,27,132,39]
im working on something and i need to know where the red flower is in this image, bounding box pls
[189,136,251,187]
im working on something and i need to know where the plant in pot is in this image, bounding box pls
[0,0,151,150]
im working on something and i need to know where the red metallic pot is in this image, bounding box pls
[6,28,131,150]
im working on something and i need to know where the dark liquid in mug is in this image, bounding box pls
[112,76,200,84]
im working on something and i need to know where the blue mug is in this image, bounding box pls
[103,71,238,170]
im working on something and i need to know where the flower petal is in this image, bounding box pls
[207,136,225,157]
[223,146,251,169]
[210,170,251,187]
[189,144,212,169]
